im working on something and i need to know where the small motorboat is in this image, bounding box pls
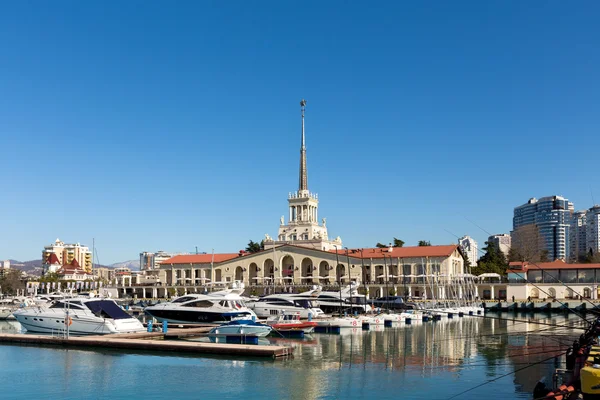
[266,312,317,333]
[208,318,272,338]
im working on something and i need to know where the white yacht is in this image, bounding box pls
[317,284,372,314]
[0,299,19,320]
[248,292,325,319]
[144,290,257,324]
[13,298,145,335]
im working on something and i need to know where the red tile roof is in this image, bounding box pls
[57,266,92,275]
[45,253,60,265]
[508,260,600,271]
[334,245,460,259]
[161,253,241,265]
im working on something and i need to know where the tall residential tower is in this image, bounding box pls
[512,196,573,261]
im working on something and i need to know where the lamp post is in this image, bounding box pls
[382,252,390,313]
[345,247,354,314]
[334,245,343,316]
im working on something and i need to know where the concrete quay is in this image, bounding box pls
[0,331,293,358]
[483,299,599,312]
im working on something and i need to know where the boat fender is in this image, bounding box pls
[240,328,244,335]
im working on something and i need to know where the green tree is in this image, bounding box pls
[393,238,405,247]
[245,240,264,253]
[0,270,25,295]
[418,240,431,246]
[39,272,59,283]
[376,238,404,248]
[473,241,508,276]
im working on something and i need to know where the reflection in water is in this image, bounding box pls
[0,314,585,400]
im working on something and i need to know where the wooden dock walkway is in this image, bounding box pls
[0,333,293,358]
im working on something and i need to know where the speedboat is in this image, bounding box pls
[248,290,325,319]
[266,312,317,333]
[208,318,272,338]
[13,298,145,335]
[144,290,257,324]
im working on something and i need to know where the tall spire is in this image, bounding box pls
[299,99,308,193]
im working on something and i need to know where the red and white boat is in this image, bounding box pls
[266,312,318,333]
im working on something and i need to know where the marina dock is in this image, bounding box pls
[0,332,293,358]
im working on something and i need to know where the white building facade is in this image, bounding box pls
[586,205,600,257]
[458,235,478,266]
[140,251,188,270]
[488,234,511,258]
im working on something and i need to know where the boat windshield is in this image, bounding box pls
[85,300,132,320]
[293,299,316,309]
[172,296,197,304]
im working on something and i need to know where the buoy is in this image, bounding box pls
[64,317,73,327]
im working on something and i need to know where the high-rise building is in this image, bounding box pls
[512,196,573,261]
[488,234,511,258]
[586,205,600,257]
[570,210,587,262]
[140,251,187,270]
[458,235,478,266]
[263,99,342,251]
[42,238,92,273]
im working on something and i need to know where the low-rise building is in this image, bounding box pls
[159,244,466,299]
[506,260,599,300]
[140,251,188,270]
[93,267,112,282]
[57,259,94,281]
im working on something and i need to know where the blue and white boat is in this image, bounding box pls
[208,315,272,338]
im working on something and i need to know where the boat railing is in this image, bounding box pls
[51,327,68,339]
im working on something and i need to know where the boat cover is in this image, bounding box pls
[86,300,132,320]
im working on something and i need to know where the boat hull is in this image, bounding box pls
[208,325,272,338]
[145,308,255,325]
[270,321,317,333]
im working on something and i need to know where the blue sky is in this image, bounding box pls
[1,2,599,263]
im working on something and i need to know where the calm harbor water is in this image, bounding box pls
[0,314,586,399]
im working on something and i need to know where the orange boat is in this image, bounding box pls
[266,312,318,333]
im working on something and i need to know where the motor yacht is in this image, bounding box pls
[317,284,372,314]
[144,290,257,324]
[13,298,145,335]
[248,292,325,319]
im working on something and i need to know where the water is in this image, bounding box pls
[0,314,586,399]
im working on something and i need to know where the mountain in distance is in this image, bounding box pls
[109,260,141,271]
[4,258,137,276]
[7,259,44,275]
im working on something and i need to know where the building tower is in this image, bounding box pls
[263,100,341,251]
[458,235,478,266]
[512,196,573,261]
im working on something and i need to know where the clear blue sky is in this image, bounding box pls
[1,2,599,263]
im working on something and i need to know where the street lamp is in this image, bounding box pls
[345,247,354,314]
[334,245,343,315]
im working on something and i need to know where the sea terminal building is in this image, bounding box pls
[507,260,600,300]
[158,244,467,299]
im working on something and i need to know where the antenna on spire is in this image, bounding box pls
[298,99,308,193]
[300,99,306,149]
